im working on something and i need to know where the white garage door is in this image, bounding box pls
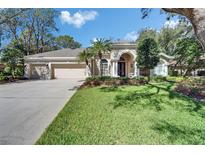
[54,68,85,79]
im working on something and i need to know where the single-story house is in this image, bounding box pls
[24,48,86,79]
[24,41,173,80]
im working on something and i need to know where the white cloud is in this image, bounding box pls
[124,31,139,41]
[60,10,98,28]
[92,37,97,42]
[164,20,179,28]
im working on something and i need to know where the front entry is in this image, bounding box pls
[118,62,125,77]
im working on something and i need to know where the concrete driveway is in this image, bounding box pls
[0,78,84,145]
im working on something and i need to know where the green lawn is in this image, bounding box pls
[36,82,205,144]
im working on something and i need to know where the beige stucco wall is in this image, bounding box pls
[120,53,134,76]
[27,63,86,79]
[29,64,49,79]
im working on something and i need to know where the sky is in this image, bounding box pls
[55,8,179,47]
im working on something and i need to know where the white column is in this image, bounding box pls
[112,61,118,77]
[48,62,52,79]
[108,60,111,76]
[115,61,118,77]
[134,62,137,77]
[97,60,101,76]
[112,61,115,76]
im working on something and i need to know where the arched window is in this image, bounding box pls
[101,59,108,76]
[119,57,125,61]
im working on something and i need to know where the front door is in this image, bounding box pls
[118,62,125,77]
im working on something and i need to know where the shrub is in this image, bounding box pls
[118,77,129,85]
[3,66,12,75]
[166,76,185,83]
[82,76,149,88]
[151,76,166,82]
[14,66,24,77]
[0,72,6,81]
[85,76,112,82]
[174,77,205,101]
[175,84,191,96]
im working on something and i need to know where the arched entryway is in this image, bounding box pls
[117,53,134,77]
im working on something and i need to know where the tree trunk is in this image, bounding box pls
[98,52,103,77]
[146,68,150,82]
[163,8,205,50]
[85,59,92,76]
[100,59,102,77]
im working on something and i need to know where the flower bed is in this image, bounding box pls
[80,76,148,88]
[174,77,205,101]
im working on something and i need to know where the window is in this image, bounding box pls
[101,59,108,76]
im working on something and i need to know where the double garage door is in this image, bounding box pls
[52,64,86,79]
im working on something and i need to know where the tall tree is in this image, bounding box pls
[0,48,24,78]
[0,9,29,47]
[1,9,59,55]
[141,8,205,51]
[137,38,160,81]
[55,35,81,49]
[78,48,93,76]
[90,38,112,76]
[136,28,158,44]
[158,23,193,55]
[32,9,59,53]
[172,38,203,76]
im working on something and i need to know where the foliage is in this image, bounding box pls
[0,9,30,46]
[158,23,193,56]
[90,38,112,76]
[175,77,205,101]
[78,48,94,76]
[150,76,167,83]
[172,38,203,76]
[86,76,112,82]
[141,9,189,23]
[137,38,160,80]
[37,82,205,144]
[1,48,24,77]
[78,48,94,65]
[136,22,194,56]
[0,9,83,55]
[0,72,6,81]
[166,76,184,83]
[55,35,81,49]
[90,38,112,59]
[0,9,59,55]
[136,28,158,45]
[3,66,12,75]
[82,76,147,88]
[13,66,24,77]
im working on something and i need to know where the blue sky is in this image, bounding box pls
[55,8,179,47]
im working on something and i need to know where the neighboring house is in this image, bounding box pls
[24,41,173,79]
[169,56,205,76]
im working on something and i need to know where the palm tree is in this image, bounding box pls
[90,38,112,76]
[78,48,93,76]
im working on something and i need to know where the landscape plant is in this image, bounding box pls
[136,38,160,81]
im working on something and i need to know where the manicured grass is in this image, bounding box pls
[36,82,205,144]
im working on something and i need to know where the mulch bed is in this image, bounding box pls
[0,77,28,85]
